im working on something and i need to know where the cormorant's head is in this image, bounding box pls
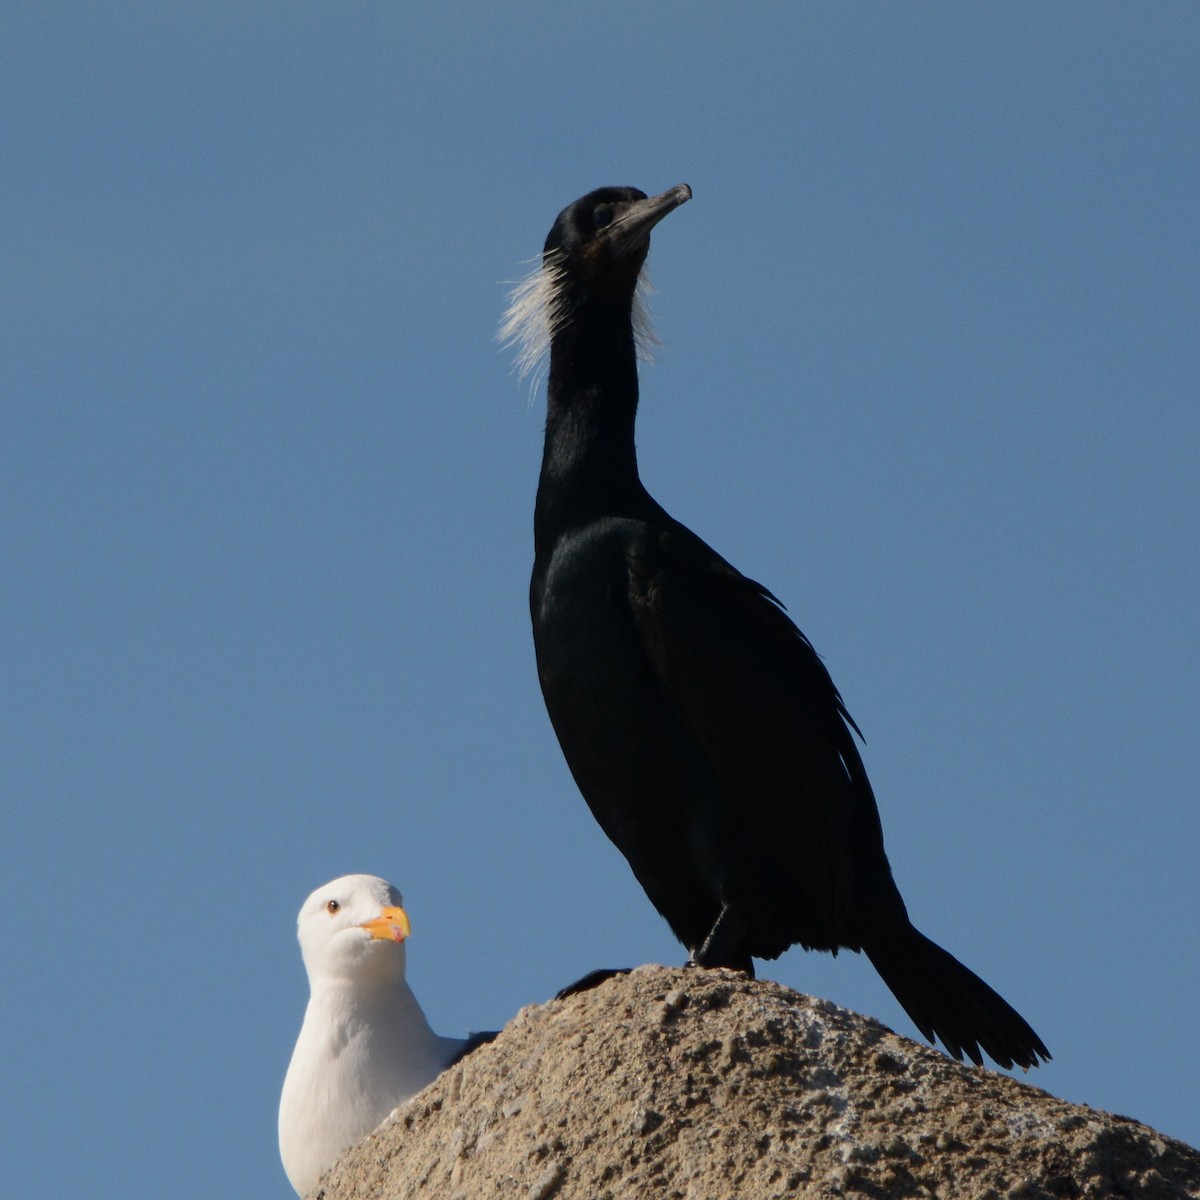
[543,184,693,288]
[501,183,692,380]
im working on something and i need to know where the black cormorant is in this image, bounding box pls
[510,184,1048,1070]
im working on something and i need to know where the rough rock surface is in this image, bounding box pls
[314,965,1199,1200]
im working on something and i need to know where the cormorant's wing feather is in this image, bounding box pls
[625,524,884,944]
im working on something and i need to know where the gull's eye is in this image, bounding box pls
[593,205,613,229]
[325,900,340,914]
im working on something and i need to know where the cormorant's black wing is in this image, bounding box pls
[625,521,888,947]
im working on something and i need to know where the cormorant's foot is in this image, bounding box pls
[554,967,631,1001]
[686,954,755,977]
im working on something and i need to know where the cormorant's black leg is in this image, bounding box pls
[690,905,754,975]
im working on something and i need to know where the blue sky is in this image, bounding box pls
[3,4,1198,1195]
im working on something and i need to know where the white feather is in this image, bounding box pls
[498,250,660,391]
[497,250,568,385]
[632,271,662,364]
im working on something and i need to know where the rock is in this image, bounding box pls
[312,965,1200,1200]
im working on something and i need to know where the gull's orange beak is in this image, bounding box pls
[358,905,411,943]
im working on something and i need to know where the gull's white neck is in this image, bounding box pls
[279,973,461,1196]
[303,973,447,1076]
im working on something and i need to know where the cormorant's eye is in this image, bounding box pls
[325,900,340,914]
[593,205,613,229]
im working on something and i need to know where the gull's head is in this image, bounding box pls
[295,874,412,988]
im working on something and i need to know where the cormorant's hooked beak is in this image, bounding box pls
[358,905,411,943]
[606,183,692,258]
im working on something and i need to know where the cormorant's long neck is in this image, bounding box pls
[536,293,647,542]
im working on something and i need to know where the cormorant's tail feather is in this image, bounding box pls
[864,926,1049,1071]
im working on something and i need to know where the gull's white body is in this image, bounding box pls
[278,875,469,1197]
